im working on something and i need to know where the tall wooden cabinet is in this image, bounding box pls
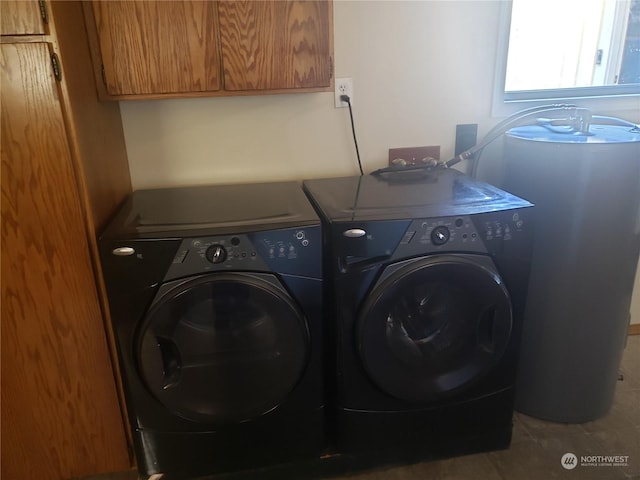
[85,0,333,100]
[1,2,132,479]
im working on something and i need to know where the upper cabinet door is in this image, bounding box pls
[0,0,47,35]
[92,1,221,95]
[218,1,332,91]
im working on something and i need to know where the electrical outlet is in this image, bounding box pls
[335,77,353,108]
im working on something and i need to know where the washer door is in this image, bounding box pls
[137,273,309,423]
[357,255,512,402]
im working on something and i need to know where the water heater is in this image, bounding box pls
[501,123,640,422]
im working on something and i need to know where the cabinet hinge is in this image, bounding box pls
[101,64,107,87]
[50,53,62,82]
[329,56,333,80]
[38,0,49,24]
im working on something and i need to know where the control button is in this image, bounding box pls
[296,231,305,240]
[485,226,493,239]
[205,244,227,264]
[455,218,464,228]
[301,239,309,247]
[430,226,450,246]
[112,246,135,256]
[343,228,366,238]
[231,237,240,246]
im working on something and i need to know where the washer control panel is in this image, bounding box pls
[393,209,531,259]
[164,225,321,281]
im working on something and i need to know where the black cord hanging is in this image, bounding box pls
[341,94,364,176]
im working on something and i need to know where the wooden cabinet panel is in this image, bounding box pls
[0,0,46,35]
[218,0,331,91]
[0,42,130,480]
[49,1,133,234]
[85,0,333,99]
[92,0,221,95]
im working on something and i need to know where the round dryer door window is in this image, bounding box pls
[136,273,309,423]
[357,254,512,403]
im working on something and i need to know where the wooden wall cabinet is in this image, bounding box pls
[0,0,47,35]
[85,0,334,100]
[89,1,221,96]
[1,1,132,479]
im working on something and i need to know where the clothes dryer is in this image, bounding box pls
[99,182,324,478]
[303,168,533,456]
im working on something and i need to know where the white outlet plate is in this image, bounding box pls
[335,77,353,108]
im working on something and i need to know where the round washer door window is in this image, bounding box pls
[357,255,512,403]
[137,273,309,423]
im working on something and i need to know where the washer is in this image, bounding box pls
[99,182,324,478]
[303,168,533,457]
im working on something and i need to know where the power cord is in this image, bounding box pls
[340,94,364,176]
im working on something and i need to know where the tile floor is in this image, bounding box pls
[85,335,640,480]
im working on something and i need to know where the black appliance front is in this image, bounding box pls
[303,169,534,456]
[99,182,324,478]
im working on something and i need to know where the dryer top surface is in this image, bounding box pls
[303,168,532,222]
[101,181,319,239]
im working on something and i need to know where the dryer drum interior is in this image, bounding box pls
[357,255,513,403]
[136,272,310,424]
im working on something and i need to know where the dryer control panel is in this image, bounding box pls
[164,225,322,281]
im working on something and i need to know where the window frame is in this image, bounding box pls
[492,0,640,117]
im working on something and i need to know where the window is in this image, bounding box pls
[494,0,640,112]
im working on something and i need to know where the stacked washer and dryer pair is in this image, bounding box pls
[100,169,533,479]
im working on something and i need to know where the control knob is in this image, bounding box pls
[206,244,227,264]
[431,226,450,246]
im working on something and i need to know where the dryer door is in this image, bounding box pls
[136,273,309,423]
[357,254,512,402]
